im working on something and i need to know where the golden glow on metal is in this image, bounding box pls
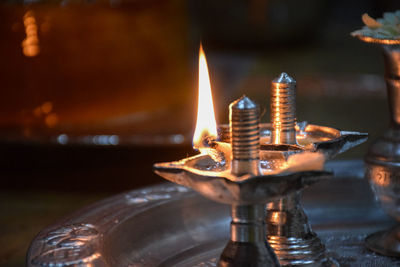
[22,11,40,57]
[193,44,217,152]
[272,84,281,144]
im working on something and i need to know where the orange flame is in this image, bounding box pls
[193,44,217,152]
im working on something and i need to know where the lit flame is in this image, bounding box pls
[193,44,218,152]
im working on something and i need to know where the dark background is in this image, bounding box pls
[1,0,400,266]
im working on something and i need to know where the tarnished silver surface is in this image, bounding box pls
[355,33,400,256]
[27,160,400,267]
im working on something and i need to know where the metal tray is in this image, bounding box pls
[27,160,400,266]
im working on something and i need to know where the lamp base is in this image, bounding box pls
[266,192,338,266]
[268,234,337,266]
[218,204,280,267]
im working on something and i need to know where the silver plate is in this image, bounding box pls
[27,160,400,266]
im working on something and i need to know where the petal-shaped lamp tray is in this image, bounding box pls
[28,160,400,267]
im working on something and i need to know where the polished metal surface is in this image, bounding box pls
[265,73,362,266]
[270,72,297,145]
[352,34,400,45]
[221,96,278,266]
[365,226,400,258]
[219,204,279,267]
[154,122,366,266]
[229,96,261,176]
[154,158,330,205]
[27,160,400,267]
[365,133,400,257]
[355,33,400,256]
[218,122,367,160]
[155,92,366,266]
[266,192,334,267]
[382,45,400,127]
